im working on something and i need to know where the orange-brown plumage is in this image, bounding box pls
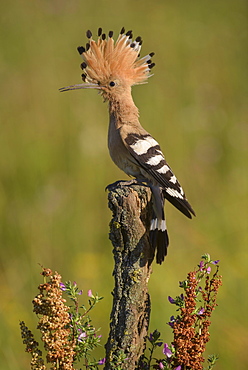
[60,27,195,264]
[79,28,155,88]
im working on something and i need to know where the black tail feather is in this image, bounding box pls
[149,207,169,265]
[149,229,169,264]
[157,229,169,264]
[163,190,196,219]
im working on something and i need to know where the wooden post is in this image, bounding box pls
[105,183,154,370]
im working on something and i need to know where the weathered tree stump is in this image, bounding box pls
[104,182,154,370]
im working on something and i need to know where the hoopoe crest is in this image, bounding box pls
[60,27,195,264]
[60,27,155,98]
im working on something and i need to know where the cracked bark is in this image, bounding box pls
[104,183,154,370]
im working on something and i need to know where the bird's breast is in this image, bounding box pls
[108,115,141,177]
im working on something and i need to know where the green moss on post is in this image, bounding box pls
[105,183,154,370]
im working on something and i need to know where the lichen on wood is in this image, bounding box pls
[105,182,154,370]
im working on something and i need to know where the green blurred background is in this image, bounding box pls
[0,0,247,369]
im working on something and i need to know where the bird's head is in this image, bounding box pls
[60,27,155,101]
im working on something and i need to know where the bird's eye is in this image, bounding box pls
[109,81,116,87]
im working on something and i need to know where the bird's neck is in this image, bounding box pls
[108,93,140,129]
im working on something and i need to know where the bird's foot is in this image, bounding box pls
[105,179,148,191]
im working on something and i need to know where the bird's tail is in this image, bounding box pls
[149,187,169,264]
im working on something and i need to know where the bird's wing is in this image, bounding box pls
[124,133,195,218]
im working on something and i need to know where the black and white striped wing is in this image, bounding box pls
[125,133,195,218]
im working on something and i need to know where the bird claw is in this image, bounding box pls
[105,179,148,191]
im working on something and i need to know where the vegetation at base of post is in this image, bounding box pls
[20,267,103,370]
[20,254,222,369]
[140,254,222,370]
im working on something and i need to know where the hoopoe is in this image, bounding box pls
[60,27,195,264]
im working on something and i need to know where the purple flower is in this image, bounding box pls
[148,332,158,343]
[148,329,160,343]
[174,366,181,370]
[163,343,172,358]
[60,282,66,291]
[78,290,83,295]
[168,296,175,304]
[167,315,176,328]
[78,332,87,342]
[198,307,205,315]
[207,266,211,274]
[98,358,106,365]
[199,261,204,270]
[159,362,164,369]
[212,260,220,265]
[88,289,93,297]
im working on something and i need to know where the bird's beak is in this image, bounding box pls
[59,83,101,92]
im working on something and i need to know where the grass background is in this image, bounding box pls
[0,0,247,369]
